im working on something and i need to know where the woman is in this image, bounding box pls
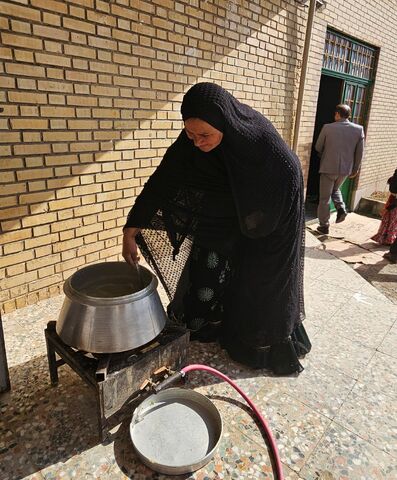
[372,168,397,247]
[122,82,311,375]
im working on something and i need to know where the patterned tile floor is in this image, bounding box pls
[1,230,396,480]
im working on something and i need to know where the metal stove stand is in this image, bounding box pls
[44,321,189,441]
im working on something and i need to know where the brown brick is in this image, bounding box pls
[88,36,117,51]
[28,274,63,292]
[6,264,26,277]
[42,12,61,27]
[53,237,83,253]
[77,241,104,256]
[75,222,103,238]
[21,212,57,228]
[0,76,15,89]
[1,218,21,232]
[0,270,37,290]
[0,47,12,59]
[45,154,79,166]
[1,32,42,50]
[19,106,39,117]
[89,61,118,74]
[25,233,59,249]
[86,9,115,26]
[63,17,95,34]
[3,241,24,255]
[0,206,28,220]
[92,108,119,119]
[35,52,71,67]
[0,249,34,269]
[49,197,81,211]
[26,254,60,271]
[48,94,66,105]
[0,131,20,143]
[14,49,34,63]
[32,225,51,237]
[40,106,75,117]
[16,78,36,90]
[37,80,73,93]
[0,183,27,196]
[64,44,96,59]
[43,131,76,142]
[14,143,51,156]
[0,195,17,208]
[72,184,102,196]
[8,92,47,104]
[25,156,44,167]
[111,4,139,21]
[0,2,41,21]
[31,0,67,14]
[46,67,65,80]
[65,70,97,83]
[11,119,48,130]
[38,265,55,279]
[55,187,73,199]
[70,141,99,152]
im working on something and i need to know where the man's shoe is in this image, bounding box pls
[316,225,329,235]
[335,208,347,223]
[383,252,397,263]
[336,208,348,223]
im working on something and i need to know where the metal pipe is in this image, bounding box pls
[292,0,317,153]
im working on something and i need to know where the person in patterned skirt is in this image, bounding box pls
[372,168,397,262]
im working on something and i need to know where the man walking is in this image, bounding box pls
[315,104,365,234]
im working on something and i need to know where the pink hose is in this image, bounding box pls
[181,364,284,480]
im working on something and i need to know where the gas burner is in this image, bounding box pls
[45,321,189,440]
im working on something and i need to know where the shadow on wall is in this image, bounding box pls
[0,0,306,310]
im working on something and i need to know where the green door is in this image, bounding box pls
[321,29,376,211]
[334,82,368,207]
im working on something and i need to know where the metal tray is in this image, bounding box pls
[130,387,223,475]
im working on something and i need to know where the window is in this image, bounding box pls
[323,31,376,80]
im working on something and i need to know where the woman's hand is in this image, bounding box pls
[122,227,141,265]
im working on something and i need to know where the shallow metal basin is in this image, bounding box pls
[130,388,223,475]
[56,262,167,353]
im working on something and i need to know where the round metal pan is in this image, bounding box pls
[130,387,223,475]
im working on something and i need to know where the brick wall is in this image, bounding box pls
[0,0,307,312]
[299,0,397,205]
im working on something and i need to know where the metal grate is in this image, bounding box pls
[323,31,376,80]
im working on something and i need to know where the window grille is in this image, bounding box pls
[323,31,376,80]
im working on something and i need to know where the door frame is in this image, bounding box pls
[318,29,377,208]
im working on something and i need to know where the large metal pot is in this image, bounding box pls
[56,262,167,353]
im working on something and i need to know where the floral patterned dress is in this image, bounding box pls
[371,194,397,245]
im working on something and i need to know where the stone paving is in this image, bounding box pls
[0,228,396,480]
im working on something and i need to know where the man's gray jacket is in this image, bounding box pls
[315,119,365,175]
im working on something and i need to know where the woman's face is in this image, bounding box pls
[184,118,223,152]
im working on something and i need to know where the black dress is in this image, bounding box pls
[125,82,311,375]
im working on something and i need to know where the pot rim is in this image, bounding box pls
[63,262,158,306]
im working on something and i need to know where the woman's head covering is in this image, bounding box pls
[181,83,226,132]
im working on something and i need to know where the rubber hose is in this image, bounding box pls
[181,363,284,480]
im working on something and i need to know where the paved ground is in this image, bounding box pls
[308,211,397,304]
[0,223,396,480]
